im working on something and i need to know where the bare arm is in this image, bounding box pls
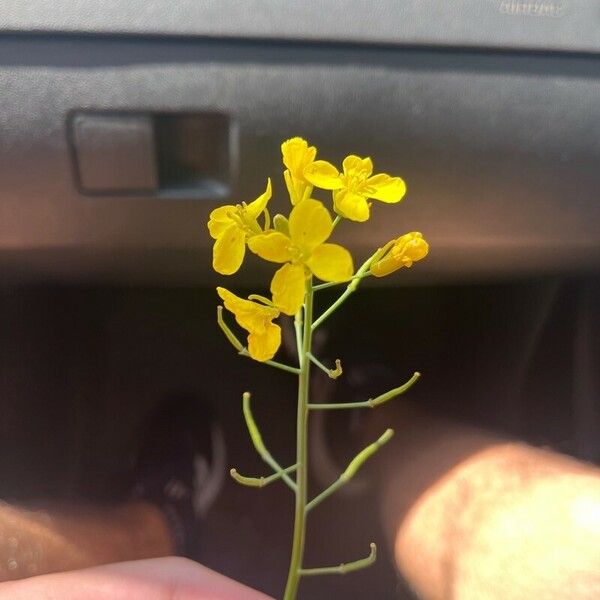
[370,407,600,600]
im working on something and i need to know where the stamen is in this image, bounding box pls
[248,294,274,307]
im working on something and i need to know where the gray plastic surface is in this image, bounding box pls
[72,113,158,193]
[0,35,599,284]
[1,1,600,54]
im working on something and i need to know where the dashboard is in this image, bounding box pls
[1,0,599,284]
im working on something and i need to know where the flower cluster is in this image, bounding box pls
[209,137,429,361]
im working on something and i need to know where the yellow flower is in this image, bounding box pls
[207,179,272,275]
[304,155,406,222]
[281,137,339,206]
[281,137,316,205]
[248,199,354,315]
[217,287,281,361]
[371,232,429,277]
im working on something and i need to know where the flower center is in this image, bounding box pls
[230,204,262,235]
[288,242,309,263]
[341,169,368,194]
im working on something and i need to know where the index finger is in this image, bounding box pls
[0,557,273,600]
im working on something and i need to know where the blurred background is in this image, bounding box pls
[0,2,599,598]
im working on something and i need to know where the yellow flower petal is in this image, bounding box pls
[217,287,281,361]
[218,288,261,331]
[306,243,354,283]
[366,174,406,203]
[247,232,294,263]
[213,224,246,275]
[218,286,254,329]
[248,322,281,361]
[371,232,429,277]
[270,263,306,316]
[342,155,373,179]
[281,137,316,179]
[333,189,371,222]
[207,204,236,239]
[370,257,394,277]
[289,198,333,252]
[303,160,343,190]
[245,178,272,219]
[217,287,279,335]
[393,232,429,267]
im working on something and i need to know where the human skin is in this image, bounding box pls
[0,501,174,581]
[0,556,273,600]
[369,406,600,600]
[0,409,597,599]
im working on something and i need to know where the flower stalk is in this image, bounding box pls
[209,137,429,599]
[282,278,314,600]
[311,251,377,331]
[298,543,377,577]
[308,371,421,411]
[242,392,297,492]
[305,429,394,513]
[229,464,298,488]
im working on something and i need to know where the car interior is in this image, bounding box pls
[1,2,599,598]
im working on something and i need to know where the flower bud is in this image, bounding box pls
[371,232,429,277]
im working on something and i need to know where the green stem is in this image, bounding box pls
[294,308,303,362]
[299,543,377,576]
[312,271,371,292]
[308,372,421,410]
[306,429,394,513]
[242,392,297,492]
[239,349,300,375]
[283,278,314,600]
[311,255,374,331]
[306,353,343,379]
[229,464,298,488]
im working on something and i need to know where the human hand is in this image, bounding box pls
[0,556,273,600]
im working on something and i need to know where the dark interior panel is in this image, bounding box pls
[1,277,597,598]
[0,35,599,284]
[3,1,600,54]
